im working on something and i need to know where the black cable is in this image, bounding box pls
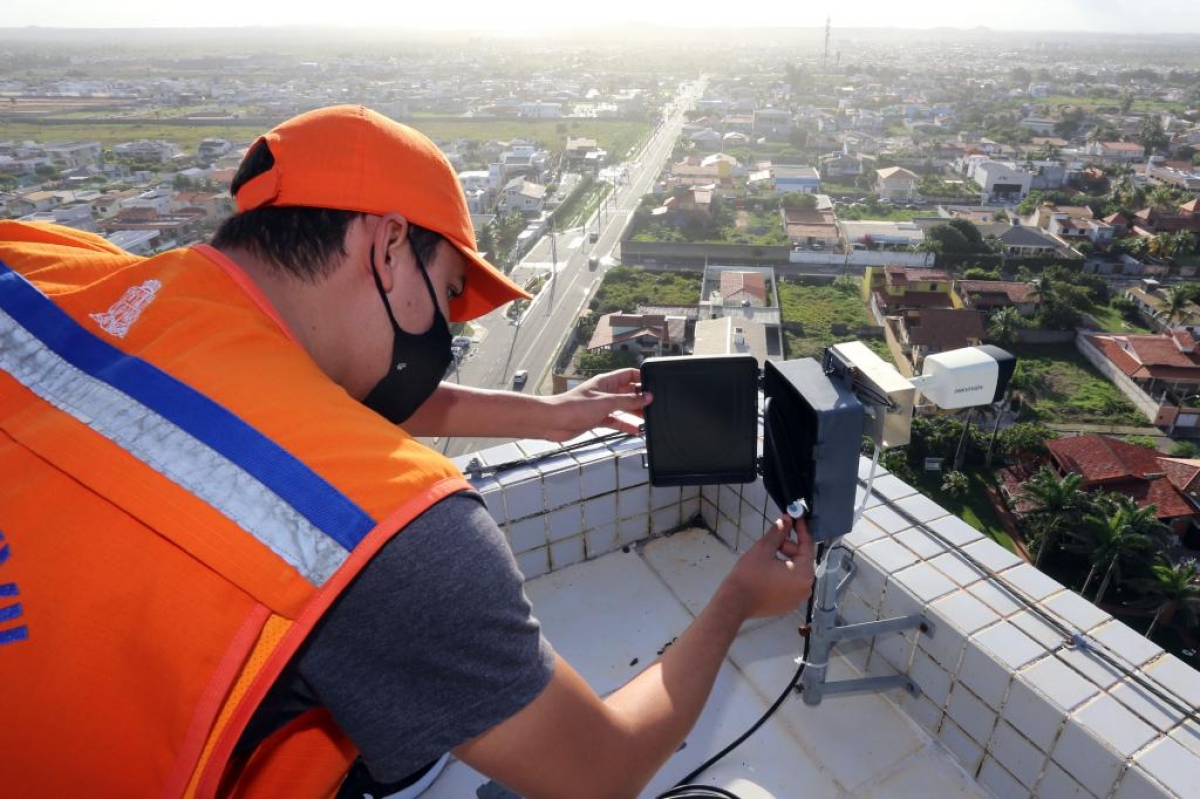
[483,431,632,475]
[658,549,822,799]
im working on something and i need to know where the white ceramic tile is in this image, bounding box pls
[579,458,618,499]
[891,561,959,604]
[1020,656,1102,714]
[960,537,1023,573]
[872,624,915,673]
[968,580,1023,617]
[1172,720,1200,758]
[991,721,1047,789]
[939,717,985,775]
[870,473,919,501]
[616,514,648,547]
[550,535,585,571]
[650,483,682,511]
[681,495,702,527]
[1143,654,1200,708]
[728,616,925,793]
[930,551,986,588]
[641,667,843,799]
[515,546,549,580]
[1058,644,1127,691]
[508,515,547,554]
[524,551,690,696]
[1034,762,1093,799]
[862,504,915,535]
[651,504,682,534]
[641,529,733,617]
[931,591,1001,636]
[848,555,889,607]
[900,692,945,736]
[919,612,970,670]
[857,748,991,798]
[1111,682,1184,733]
[1008,610,1068,652]
[978,756,1031,799]
[547,504,583,543]
[517,438,560,459]
[714,509,739,550]
[1114,766,1174,799]
[476,488,508,525]
[1000,564,1063,602]
[1135,736,1195,799]
[584,524,619,559]
[1074,695,1159,756]
[1053,695,1157,799]
[893,527,950,560]
[583,494,617,531]
[476,441,522,467]
[1089,620,1165,668]
[880,579,922,625]
[501,477,544,521]
[616,451,648,489]
[617,483,651,520]
[924,514,987,547]
[894,492,950,524]
[844,515,888,548]
[909,648,953,708]
[860,536,922,574]
[958,644,1013,710]
[1003,678,1068,752]
[947,683,997,746]
[974,621,1045,672]
[540,464,582,510]
[1043,590,1111,635]
[494,463,540,488]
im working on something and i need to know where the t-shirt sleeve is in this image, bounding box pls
[295,491,556,781]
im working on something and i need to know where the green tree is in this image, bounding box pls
[577,349,639,374]
[781,192,817,210]
[997,422,1055,460]
[1137,116,1169,156]
[925,224,971,254]
[1163,285,1193,324]
[1067,495,1171,605]
[0,174,18,191]
[1168,441,1199,458]
[1019,468,1089,567]
[1128,560,1200,639]
[947,218,986,252]
[987,307,1027,347]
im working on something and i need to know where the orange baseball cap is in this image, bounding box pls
[233,105,530,322]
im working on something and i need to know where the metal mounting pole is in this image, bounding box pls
[798,543,935,706]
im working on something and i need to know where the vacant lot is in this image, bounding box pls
[777,277,889,360]
[1010,343,1144,426]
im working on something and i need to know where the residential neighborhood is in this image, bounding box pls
[5,18,1200,799]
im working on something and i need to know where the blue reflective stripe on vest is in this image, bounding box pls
[0,260,376,559]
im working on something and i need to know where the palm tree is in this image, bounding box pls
[1164,284,1192,325]
[1018,468,1088,568]
[1067,495,1171,606]
[1175,231,1197,258]
[987,306,1026,348]
[1128,559,1200,639]
[912,237,942,267]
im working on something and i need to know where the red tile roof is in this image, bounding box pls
[1088,333,1200,381]
[719,271,768,303]
[957,280,1038,305]
[1047,435,1200,520]
[906,308,986,349]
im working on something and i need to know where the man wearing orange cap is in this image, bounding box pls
[0,106,813,799]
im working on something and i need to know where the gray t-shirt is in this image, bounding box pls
[238,492,556,781]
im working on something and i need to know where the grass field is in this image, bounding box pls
[776,277,890,360]
[1086,303,1154,335]
[1010,342,1145,426]
[0,116,652,163]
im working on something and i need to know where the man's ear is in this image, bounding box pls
[371,212,411,292]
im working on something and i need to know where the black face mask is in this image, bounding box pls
[361,247,453,424]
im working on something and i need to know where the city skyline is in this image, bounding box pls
[2,0,1198,36]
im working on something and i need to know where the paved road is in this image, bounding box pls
[434,79,705,458]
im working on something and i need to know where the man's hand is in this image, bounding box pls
[542,367,652,441]
[719,515,815,621]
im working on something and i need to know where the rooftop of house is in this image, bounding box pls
[1089,332,1200,381]
[956,281,1038,305]
[427,433,1200,798]
[904,308,986,350]
[882,266,954,287]
[718,271,768,304]
[1047,435,1200,521]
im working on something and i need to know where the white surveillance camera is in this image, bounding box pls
[910,345,1016,410]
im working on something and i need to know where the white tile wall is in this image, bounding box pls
[456,438,1200,799]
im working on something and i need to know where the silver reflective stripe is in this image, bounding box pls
[0,306,348,585]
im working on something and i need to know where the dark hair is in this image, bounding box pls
[213,139,444,281]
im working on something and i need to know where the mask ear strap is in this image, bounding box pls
[369,245,403,331]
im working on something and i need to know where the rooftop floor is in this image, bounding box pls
[425,527,987,799]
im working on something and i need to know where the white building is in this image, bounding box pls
[970,160,1033,202]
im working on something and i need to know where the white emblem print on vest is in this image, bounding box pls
[89,279,162,339]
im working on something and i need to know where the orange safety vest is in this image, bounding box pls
[0,221,472,798]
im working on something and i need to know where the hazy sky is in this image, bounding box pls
[2,0,1196,34]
